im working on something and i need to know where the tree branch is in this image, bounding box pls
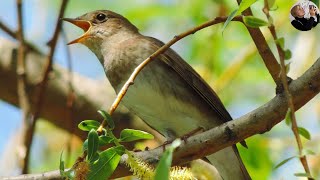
[98,15,244,131]
[6,56,319,179]
[0,20,41,54]
[15,0,34,173]
[263,1,312,177]
[236,0,281,84]
[21,0,69,173]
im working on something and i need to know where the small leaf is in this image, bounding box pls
[238,0,258,13]
[98,110,115,129]
[87,146,124,180]
[294,172,313,178]
[91,152,100,163]
[285,109,291,126]
[243,16,269,28]
[78,120,101,131]
[88,129,99,162]
[222,9,238,33]
[275,37,285,50]
[119,129,154,142]
[114,145,125,155]
[274,156,297,169]
[99,135,114,146]
[59,151,65,174]
[83,139,88,152]
[298,127,311,140]
[285,62,291,74]
[302,149,316,156]
[222,0,258,33]
[284,49,292,60]
[154,139,181,180]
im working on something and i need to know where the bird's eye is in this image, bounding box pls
[96,13,106,21]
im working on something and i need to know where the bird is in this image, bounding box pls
[63,10,251,180]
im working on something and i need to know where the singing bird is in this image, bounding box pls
[63,10,250,180]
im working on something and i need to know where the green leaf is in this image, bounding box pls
[87,146,124,180]
[284,49,292,60]
[154,139,181,180]
[302,149,316,156]
[83,139,88,152]
[59,151,65,174]
[274,156,297,169]
[298,127,311,140]
[243,16,269,28]
[222,9,238,33]
[294,172,313,178]
[98,110,115,129]
[285,62,291,74]
[88,129,99,162]
[113,145,125,155]
[78,120,101,131]
[222,0,258,33]
[285,109,291,126]
[119,129,154,142]
[238,0,258,13]
[99,135,114,146]
[59,151,75,179]
[275,37,285,50]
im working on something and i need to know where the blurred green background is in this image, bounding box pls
[0,0,319,179]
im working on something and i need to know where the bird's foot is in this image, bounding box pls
[181,127,205,143]
[161,140,173,152]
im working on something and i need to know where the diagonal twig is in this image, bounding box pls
[97,15,244,131]
[15,0,34,173]
[0,20,41,54]
[5,56,320,179]
[21,0,69,173]
[262,0,312,178]
[236,0,281,84]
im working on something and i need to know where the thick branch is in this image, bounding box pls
[114,57,320,178]
[7,57,320,179]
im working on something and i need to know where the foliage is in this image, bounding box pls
[60,111,193,179]
[60,111,155,179]
[1,0,319,179]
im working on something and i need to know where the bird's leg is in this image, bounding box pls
[181,127,205,143]
[159,127,204,151]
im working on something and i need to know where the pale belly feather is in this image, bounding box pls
[120,66,211,139]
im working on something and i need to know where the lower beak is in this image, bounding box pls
[61,18,92,45]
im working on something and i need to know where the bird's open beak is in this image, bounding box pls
[61,18,92,45]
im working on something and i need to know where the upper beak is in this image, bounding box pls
[61,18,92,45]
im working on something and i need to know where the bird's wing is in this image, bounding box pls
[145,36,233,122]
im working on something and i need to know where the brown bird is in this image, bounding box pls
[63,10,251,180]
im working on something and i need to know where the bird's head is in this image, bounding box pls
[62,10,139,59]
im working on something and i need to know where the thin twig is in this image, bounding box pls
[263,0,312,178]
[97,15,244,131]
[0,20,16,38]
[5,56,320,179]
[16,0,33,173]
[0,20,41,54]
[22,0,69,173]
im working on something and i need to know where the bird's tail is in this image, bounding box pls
[206,145,251,180]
